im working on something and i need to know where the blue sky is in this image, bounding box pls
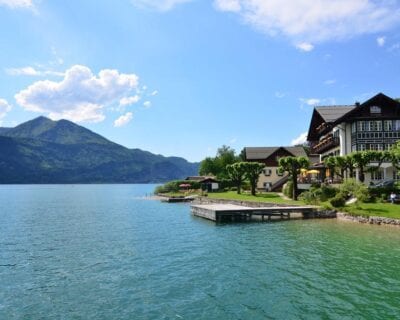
[1,0,400,162]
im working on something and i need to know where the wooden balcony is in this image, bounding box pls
[311,135,339,154]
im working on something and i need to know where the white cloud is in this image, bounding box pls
[291,132,308,146]
[15,65,140,123]
[377,36,386,47]
[304,98,320,106]
[296,42,314,52]
[213,1,400,45]
[324,79,336,85]
[131,0,191,11]
[275,91,286,98]
[143,101,152,108]
[0,0,34,9]
[151,90,158,96]
[6,66,64,77]
[229,137,237,144]
[6,66,40,76]
[214,0,241,12]
[114,112,133,127]
[119,95,140,106]
[0,98,12,120]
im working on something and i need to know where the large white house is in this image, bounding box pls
[306,93,400,184]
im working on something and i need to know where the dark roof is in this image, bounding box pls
[315,105,355,123]
[245,146,307,160]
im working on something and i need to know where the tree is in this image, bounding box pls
[242,162,264,196]
[343,154,356,178]
[324,156,336,180]
[351,151,374,183]
[334,156,348,179]
[199,157,219,176]
[198,145,238,179]
[226,162,247,194]
[279,156,310,200]
[389,141,400,171]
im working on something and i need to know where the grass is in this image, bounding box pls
[341,202,400,219]
[207,191,305,205]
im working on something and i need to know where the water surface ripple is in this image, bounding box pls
[1,185,400,319]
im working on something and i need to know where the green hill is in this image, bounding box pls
[0,117,199,183]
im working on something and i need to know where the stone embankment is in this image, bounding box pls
[337,212,400,226]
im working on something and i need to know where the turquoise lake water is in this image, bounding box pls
[1,184,400,319]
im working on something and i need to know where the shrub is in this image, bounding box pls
[339,179,369,203]
[299,189,320,205]
[154,180,201,194]
[319,185,338,201]
[283,181,294,199]
[330,194,346,208]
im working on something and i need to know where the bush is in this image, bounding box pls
[319,185,338,201]
[339,179,369,203]
[154,180,201,194]
[299,189,320,205]
[330,194,346,208]
[283,181,294,199]
[299,185,338,204]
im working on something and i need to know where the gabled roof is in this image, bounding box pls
[245,146,307,160]
[334,92,400,123]
[315,105,355,123]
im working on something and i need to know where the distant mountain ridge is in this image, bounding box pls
[0,117,199,183]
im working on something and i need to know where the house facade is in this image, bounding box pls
[244,146,311,191]
[307,93,400,184]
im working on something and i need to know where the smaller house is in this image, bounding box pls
[244,146,317,191]
[185,176,219,192]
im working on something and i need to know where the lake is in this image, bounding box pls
[1,184,400,319]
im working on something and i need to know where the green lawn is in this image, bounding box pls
[207,191,305,205]
[341,202,400,219]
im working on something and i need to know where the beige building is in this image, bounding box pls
[244,146,312,191]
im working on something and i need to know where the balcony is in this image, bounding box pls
[316,123,330,135]
[311,135,340,154]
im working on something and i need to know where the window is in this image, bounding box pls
[351,122,356,133]
[385,144,394,150]
[263,169,272,176]
[357,121,366,132]
[384,120,393,131]
[368,144,383,151]
[367,121,381,131]
[371,169,383,181]
[394,120,400,131]
[263,182,272,190]
[370,106,381,114]
[351,145,357,152]
[358,144,366,151]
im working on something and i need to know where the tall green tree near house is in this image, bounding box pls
[278,156,310,200]
[389,141,400,170]
[324,156,336,180]
[351,151,375,183]
[226,162,247,194]
[242,162,265,196]
[199,145,239,179]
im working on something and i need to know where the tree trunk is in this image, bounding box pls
[359,166,365,182]
[292,173,298,201]
[251,180,256,196]
[237,179,241,194]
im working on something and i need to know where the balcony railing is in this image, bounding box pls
[311,135,339,154]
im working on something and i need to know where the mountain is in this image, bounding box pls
[0,117,199,183]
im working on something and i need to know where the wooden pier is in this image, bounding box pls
[191,203,316,222]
